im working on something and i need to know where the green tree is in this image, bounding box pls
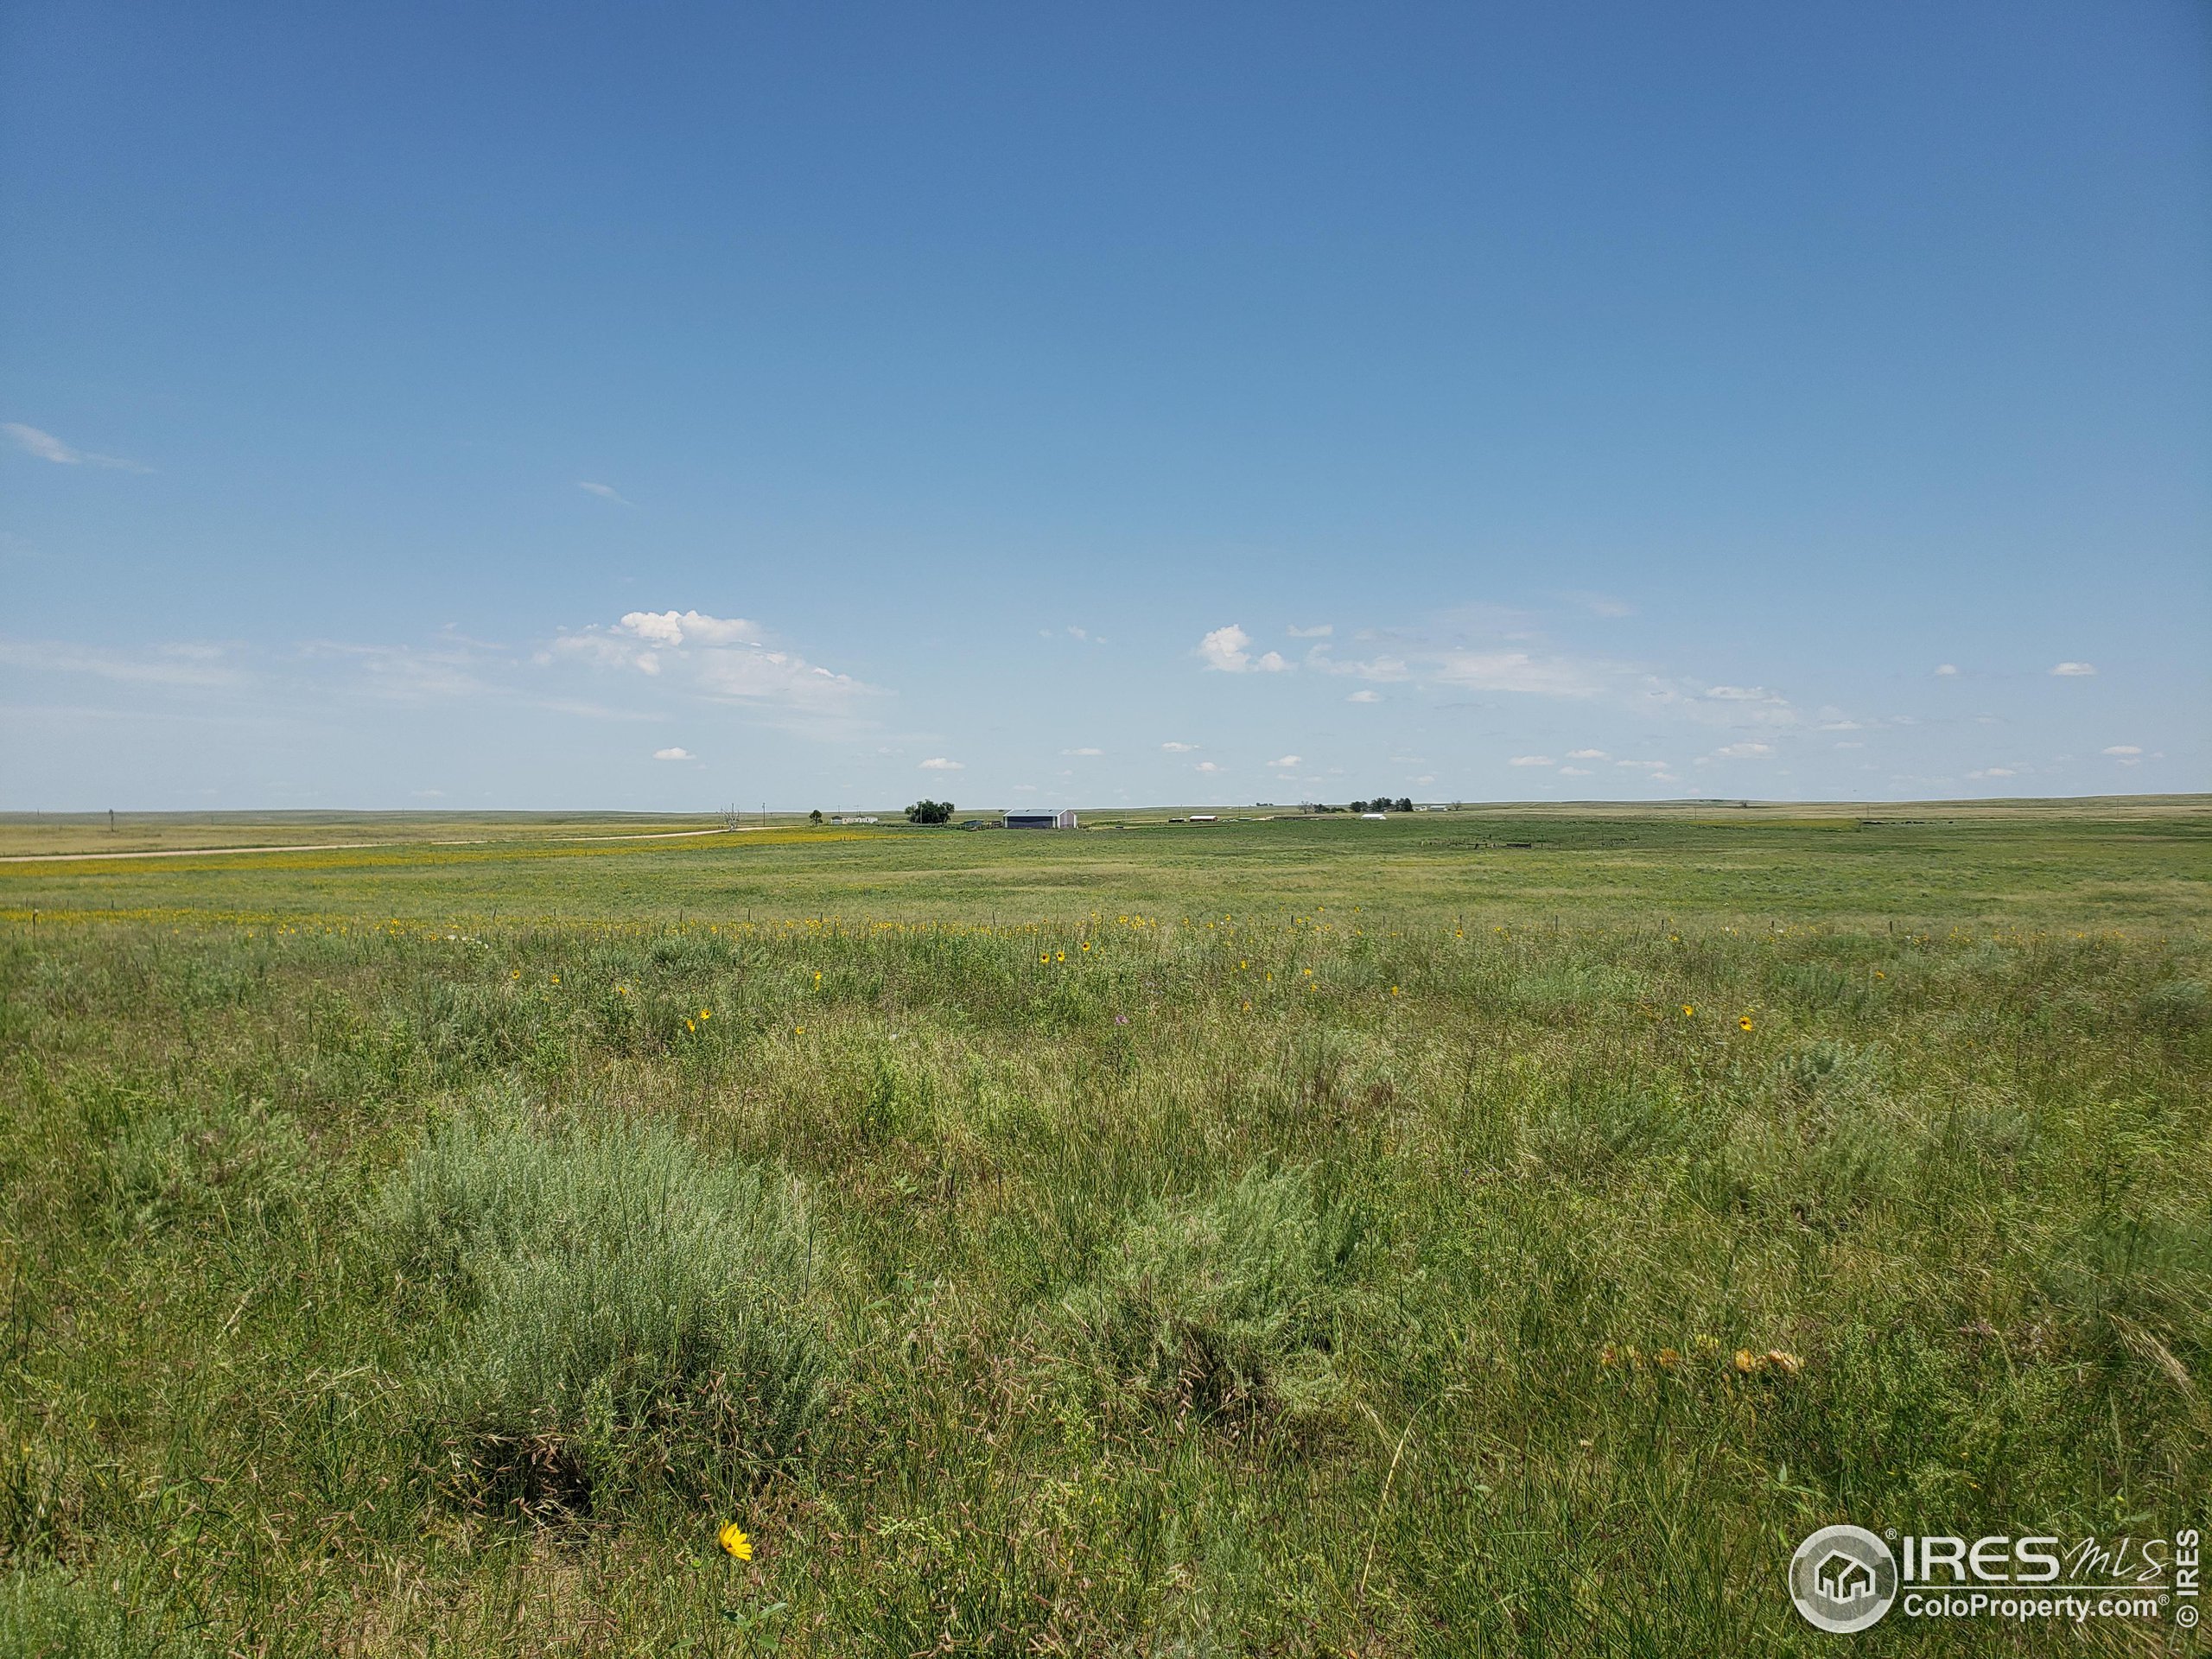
[808,810,823,825]
[905,799,955,825]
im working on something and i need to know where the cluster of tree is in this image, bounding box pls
[1349,797,1416,813]
[905,799,956,824]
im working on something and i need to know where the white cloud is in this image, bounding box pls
[577,480,632,505]
[554,608,875,728]
[1559,766,1593,777]
[918,756,963,771]
[1935,664,1960,676]
[1430,651,1602,697]
[1710,741,1776,760]
[652,747,694,761]
[1061,746,1103,756]
[613,610,765,647]
[1346,690,1380,703]
[1508,754,1554,767]
[1270,754,1302,767]
[1195,760,1223,773]
[1566,747,1606,760]
[1198,624,1289,673]
[3,423,151,472]
[1066,626,1088,639]
[1834,741,1866,749]
[1704,684,1778,702]
[2050,662,2097,677]
[1161,741,1199,753]
[1615,759,1668,771]
[0,639,242,687]
[1968,767,2018,779]
[1286,623,1333,638]
[2101,745,2143,756]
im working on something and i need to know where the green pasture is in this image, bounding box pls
[0,803,2206,1655]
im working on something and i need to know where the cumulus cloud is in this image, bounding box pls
[1346,690,1381,703]
[918,756,963,771]
[1508,755,1554,767]
[1710,741,1776,760]
[1968,767,2018,779]
[553,608,876,728]
[652,747,694,761]
[1559,766,1593,777]
[1286,623,1333,638]
[1062,746,1103,756]
[1195,760,1223,773]
[3,423,151,472]
[1161,741,1199,753]
[1566,748,1606,760]
[577,481,632,505]
[2102,745,2142,756]
[2050,662,2097,677]
[1198,624,1289,673]
[1935,664,1960,676]
[1271,754,1302,767]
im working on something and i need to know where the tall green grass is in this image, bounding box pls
[0,872,2205,1653]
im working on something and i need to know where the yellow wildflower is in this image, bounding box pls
[716,1522,753,1560]
[1766,1350,1804,1375]
[1733,1349,1760,1374]
[1681,1004,1694,1017]
[1738,1014,1754,1032]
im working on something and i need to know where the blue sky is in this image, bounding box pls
[4,1,2206,811]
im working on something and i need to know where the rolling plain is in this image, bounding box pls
[2,801,2206,1655]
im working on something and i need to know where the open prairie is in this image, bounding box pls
[3,802,2207,1655]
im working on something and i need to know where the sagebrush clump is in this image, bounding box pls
[378,1104,823,1515]
[1067,1165,1363,1419]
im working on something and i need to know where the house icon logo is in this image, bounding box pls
[1789,1525,1897,1632]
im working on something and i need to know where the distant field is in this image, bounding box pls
[2,801,2206,1654]
[3,799,2208,930]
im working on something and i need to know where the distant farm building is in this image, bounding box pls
[1004,810,1079,830]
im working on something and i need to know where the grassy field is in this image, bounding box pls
[2,804,2207,1655]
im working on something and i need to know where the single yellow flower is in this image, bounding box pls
[1738,1014,1754,1032]
[794,1025,805,1035]
[699,1008,711,1020]
[717,1521,753,1560]
[1681,1004,1694,1017]
[1733,1348,1759,1374]
[1656,1347,1681,1370]
[1766,1349,1804,1375]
